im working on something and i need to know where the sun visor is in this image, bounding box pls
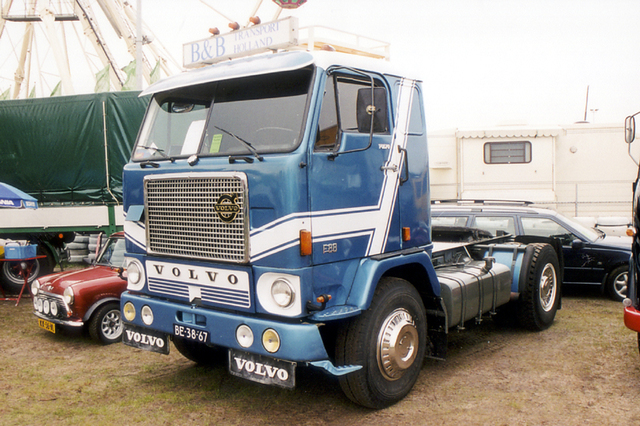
[141,51,315,97]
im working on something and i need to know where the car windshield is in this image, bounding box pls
[96,237,126,267]
[132,67,313,161]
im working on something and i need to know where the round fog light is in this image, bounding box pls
[141,305,154,325]
[50,301,58,316]
[236,324,254,348]
[123,302,136,322]
[43,300,50,315]
[262,328,281,353]
[36,298,43,312]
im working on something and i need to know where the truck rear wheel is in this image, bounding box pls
[335,277,427,409]
[516,243,560,331]
[172,336,226,366]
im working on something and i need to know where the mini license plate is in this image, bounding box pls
[173,324,209,344]
[37,318,55,334]
[122,323,169,355]
[229,348,296,389]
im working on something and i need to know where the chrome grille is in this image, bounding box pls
[145,173,248,262]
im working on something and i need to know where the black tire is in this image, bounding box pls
[516,243,560,331]
[88,303,123,344]
[335,277,427,409]
[606,265,628,302]
[0,246,54,294]
[172,336,226,366]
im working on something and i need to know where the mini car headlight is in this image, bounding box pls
[271,279,294,308]
[63,287,74,305]
[236,325,254,348]
[31,279,41,296]
[262,328,280,353]
[123,302,136,322]
[141,305,154,325]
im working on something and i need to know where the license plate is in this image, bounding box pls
[122,323,169,355]
[173,324,209,344]
[38,318,55,334]
[229,348,296,389]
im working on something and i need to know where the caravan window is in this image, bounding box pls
[484,141,531,164]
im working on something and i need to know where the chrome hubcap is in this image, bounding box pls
[377,308,419,381]
[539,263,557,312]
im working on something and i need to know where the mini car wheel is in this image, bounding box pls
[606,265,628,302]
[89,302,123,344]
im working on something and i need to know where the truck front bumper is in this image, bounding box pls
[121,292,330,362]
[624,305,640,333]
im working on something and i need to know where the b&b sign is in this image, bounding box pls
[183,17,299,68]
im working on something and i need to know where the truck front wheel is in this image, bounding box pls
[517,243,560,331]
[335,277,427,409]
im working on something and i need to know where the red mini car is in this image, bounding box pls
[32,232,127,344]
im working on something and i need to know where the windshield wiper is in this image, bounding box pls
[214,126,264,162]
[137,145,175,165]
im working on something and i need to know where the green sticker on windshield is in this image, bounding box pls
[210,134,223,153]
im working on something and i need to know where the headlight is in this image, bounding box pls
[31,279,41,296]
[50,301,58,316]
[63,287,74,305]
[123,302,136,321]
[262,329,281,353]
[271,279,294,308]
[43,299,50,314]
[256,273,301,316]
[141,305,154,325]
[126,259,145,291]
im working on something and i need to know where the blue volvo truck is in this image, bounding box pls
[120,25,561,408]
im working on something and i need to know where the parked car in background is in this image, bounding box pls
[431,200,632,301]
[32,232,127,344]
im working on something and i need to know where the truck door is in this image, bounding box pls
[308,71,395,264]
[394,81,430,249]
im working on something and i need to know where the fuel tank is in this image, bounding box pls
[436,260,512,329]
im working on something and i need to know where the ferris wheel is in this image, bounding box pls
[0,0,182,99]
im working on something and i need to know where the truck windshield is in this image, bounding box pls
[132,67,313,161]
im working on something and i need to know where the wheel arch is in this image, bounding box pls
[83,297,120,322]
[345,250,440,311]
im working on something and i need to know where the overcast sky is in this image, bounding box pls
[2,0,637,131]
[142,0,640,131]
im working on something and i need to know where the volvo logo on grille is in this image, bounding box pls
[214,193,241,223]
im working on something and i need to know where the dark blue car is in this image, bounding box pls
[431,200,632,301]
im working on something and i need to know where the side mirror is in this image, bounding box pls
[356,87,388,134]
[571,239,584,250]
[626,115,636,144]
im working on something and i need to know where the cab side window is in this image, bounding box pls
[315,74,389,151]
[316,77,339,150]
